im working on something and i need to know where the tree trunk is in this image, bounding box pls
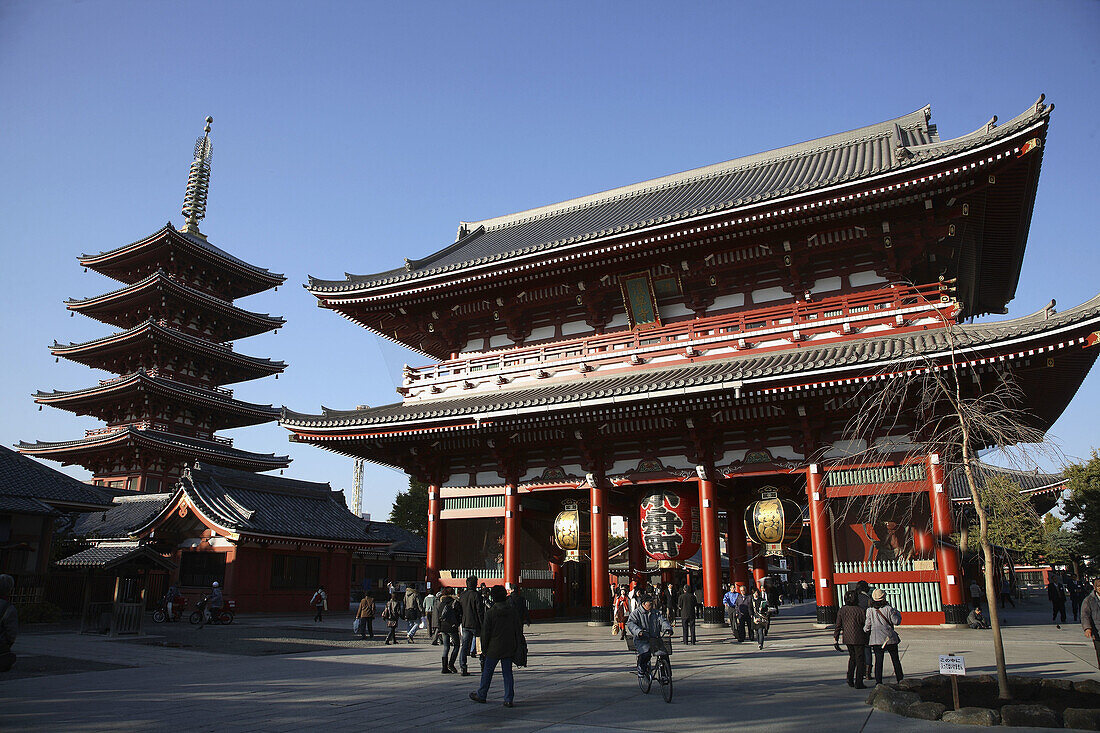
[961,430,1012,700]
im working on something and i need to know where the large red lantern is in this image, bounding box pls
[639,489,701,562]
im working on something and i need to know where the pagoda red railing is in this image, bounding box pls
[403,282,955,390]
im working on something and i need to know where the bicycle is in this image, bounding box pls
[633,632,674,702]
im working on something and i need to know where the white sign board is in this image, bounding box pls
[939,654,966,676]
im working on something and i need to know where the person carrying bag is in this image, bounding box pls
[863,588,903,685]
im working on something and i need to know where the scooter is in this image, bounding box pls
[189,597,236,625]
[152,596,188,623]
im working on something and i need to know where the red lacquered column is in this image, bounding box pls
[806,464,837,626]
[929,454,967,625]
[698,476,723,625]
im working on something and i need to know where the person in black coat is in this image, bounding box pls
[664,582,677,627]
[1048,579,1067,626]
[677,585,697,645]
[458,576,485,675]
[469,585,522,707]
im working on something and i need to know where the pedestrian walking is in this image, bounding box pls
[1048,578,1067,627]
[613,587,630,639]
[751,587,770,649]
[458,575,484,676]
[355,593,376,639]
[424,589,437,642]
[833,590,868,688]
[436,587,461,674]
[997,572,1016,609]
[1080,578,1100,669]
[798,578,808,604]
[381,591,403,645]
[469,585,522,708]
[310,585,328,623]
[722,584,744,642]
[855,580,874,680]
[404,585,423,642]
[864,588,903,685]
[678,585,697,645]
[506,583,532,627]
[664,582,677,627]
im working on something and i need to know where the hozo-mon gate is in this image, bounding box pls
[283,97,1100,626]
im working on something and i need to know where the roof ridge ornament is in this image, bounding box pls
[180,116,214,240]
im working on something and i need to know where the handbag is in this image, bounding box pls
[514,634,529,667]
[873,607,901,646]
[353,618,361,634]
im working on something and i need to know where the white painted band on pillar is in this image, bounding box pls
[947,575,956,585]
[703,498,711,508]
[930,454,941,465]
[810,463,820,474]
[934,483,944,493]
[506,510,513,518]
[819,578,828,588]
[812,491,820,501]
[592,506,600,514]
[428,515,434,522]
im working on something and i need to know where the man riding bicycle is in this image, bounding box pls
[626,594,672,678]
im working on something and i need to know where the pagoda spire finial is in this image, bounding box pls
[180,116,214,240]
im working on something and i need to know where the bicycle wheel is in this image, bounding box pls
[637,664,652,694]
[658,656,673,703]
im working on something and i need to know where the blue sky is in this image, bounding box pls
[1,1,1098,519]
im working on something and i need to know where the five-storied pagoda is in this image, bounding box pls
[21,118,290,492]
[284,97,1100,626]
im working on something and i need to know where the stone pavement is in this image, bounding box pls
[1,599,1096,732]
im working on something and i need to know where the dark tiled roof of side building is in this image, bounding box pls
[176,464,383,545]
[71,493,174,540]
[947,462,1065,502]
[283,293,1100,431]
[0,445,111,511]
[310,98,1050,294]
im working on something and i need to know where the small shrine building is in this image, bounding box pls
[283,97,1099,627]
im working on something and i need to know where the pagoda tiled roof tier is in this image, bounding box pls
[66,269,284,340]
[309,98,1051,322]
[33,369,281,430]
[283,293,1100,461]
[0,444,112,512]
[126,463,387,547]
[79,224,285,299]
[51,319,286,385]
[18,425,290,473]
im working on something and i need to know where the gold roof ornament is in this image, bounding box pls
[180,116,214,239]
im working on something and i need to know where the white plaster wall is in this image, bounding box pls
[474,471,503,486]
[710,292,746,311]
[751,286,789,303]
[811,277,842,294]
[606,312,630,329]
[658,302,694,319]
[488,333,513,348]
[528,325,556,342]
[561,320,592,336]
[849,270,888,287]
[824,439,867,458]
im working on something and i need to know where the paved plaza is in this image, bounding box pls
[2,600,1096,732]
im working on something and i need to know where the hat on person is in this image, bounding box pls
[212,581,220,587]
[871,589,886,601]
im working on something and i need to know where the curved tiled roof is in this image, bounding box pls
[80,224,285,292]
[18,426,290,471]
[33,370,281,426]
[283,293,1100,432]
[72,493,174,540]
[0,444,111,510]
[55,541,176,570]
[176,464,379,544]
[51,319,286,382]
[947,462,1065,502]
[310,98,1051,296]
[66,269,284,338]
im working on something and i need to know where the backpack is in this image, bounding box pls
[439,599,459,630]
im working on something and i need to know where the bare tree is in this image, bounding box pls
[833,316,1062,700]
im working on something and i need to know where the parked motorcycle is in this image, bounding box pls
[152,596,188,623]
[188,596,236,625]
